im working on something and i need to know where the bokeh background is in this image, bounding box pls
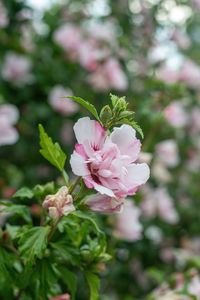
[1,0,200,299]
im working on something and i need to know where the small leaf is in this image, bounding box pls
[59,266,77,300]
[84,271,100,300]
[66,96,101,124]
[2,205,32,223]
[39,124,66,171]
[13,187,34,199]
[18,226,50,265]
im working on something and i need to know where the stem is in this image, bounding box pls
[62,169,69,186]
[4,244,19,256]
[68,176,81,194]
[47,217,62,243]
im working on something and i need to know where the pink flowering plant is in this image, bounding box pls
[0,94,149,300]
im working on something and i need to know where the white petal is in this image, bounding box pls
[73,117,106,148]
[126,163,150,186]
[110,125,141,162]
[70,151,90,176]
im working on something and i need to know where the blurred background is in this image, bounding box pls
[1,0,200,299]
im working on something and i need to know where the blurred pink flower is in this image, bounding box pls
[50,294,70,300]
[60,121,74,146]
[141,185,179,224]
[171,28,191,50]
[78,39,110,72]
[152,161,172,183]
[2,52,33,86]
[190,108,200,134]
[70,117,150,200]
[193,0,200,9]
[0,1,8,28]
[53,24,83,53]
[48,85,78,116]
[179,60,200,89]
[43,186,75,219]
[164,101,188,128]
[89,58,128,91]
[155,140,179,167]
[114,199,142,241]
[0,104,19,146]
[157,65,179,84]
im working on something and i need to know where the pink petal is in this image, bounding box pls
[124,163,150,193]
[83,176,115,197]
[86,193,124,214]
[70,151,90,176]
[110,125,141,162]
[73,117,106,149]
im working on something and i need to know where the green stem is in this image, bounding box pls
[69,176,81,194]
[62,169,69,186]
[47,217,62,243]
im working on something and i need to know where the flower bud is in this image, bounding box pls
[100,105,112,125]
[42,186,75,218]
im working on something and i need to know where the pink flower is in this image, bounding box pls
[0,104,19,146]
[140,186,179,224]
[42,186,75,219]
[171,28,191,50]
[156,65,179,84]
[193,0,200,9]
[2,52,33,86]
[155,140,179,167]
[114,199,142,241]
[78,40,110,72]
[53,24,83,52]
[0,1,8,28]
[48,85,78,116]
[60,122,74,146]
[86,193,124,214]
[164,101,188,128]
[50,294,70,300]
[70,117,150,198]
[188,276,200,299]
[179,60,200,89]
[89,59,128,91]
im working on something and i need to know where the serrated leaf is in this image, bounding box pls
[18,226,50,265]
[59,266,77,300]
[66,96,101,124]
[51,240,81,266]
[39,124,66,171]
[2,204,32,224]
[5,224,21,239]
[13,187,34,199]
[84,271,100,300]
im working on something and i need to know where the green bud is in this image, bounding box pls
[110,93,119,107]
[100,105,112,124]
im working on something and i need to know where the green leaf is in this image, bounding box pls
[51,240,81,266]
[5,224,21,239]
[2,205,32,224]
[66,96,101,124]
[39,124,66,171]
[84,271,100,300]
[59,266,77,300]
[18,226,50,265]
[32,258,58,300]
[13,187,34,199]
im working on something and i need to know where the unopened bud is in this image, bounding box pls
[100,105,112,124]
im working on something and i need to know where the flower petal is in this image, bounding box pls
[73,117,106,148]
[70,151,90,176]
[86,193,124,214]
[110,125,141,162]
